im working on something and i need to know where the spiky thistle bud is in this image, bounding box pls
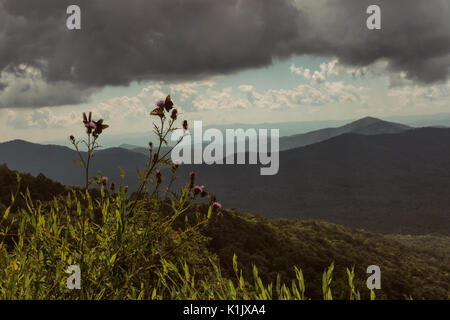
[189,171,196,188]
[171,109,178,121]
[155,169,162,184]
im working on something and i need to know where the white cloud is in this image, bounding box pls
[6,107,78,129]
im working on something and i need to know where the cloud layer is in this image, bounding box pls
[1,0,449,107]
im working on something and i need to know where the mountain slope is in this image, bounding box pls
[177,127,450,234]
[279,116,412,151]
[0,140,148,188]
[0,164,70,209]
[203,211,450,300]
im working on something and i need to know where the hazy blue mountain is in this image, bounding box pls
[42,119,351,148]
[126,116,412,156]
[0,140,147,188]
[2,126,450,235]
[35,114,450,149]
[175,127,450,235]
[278,116,411,151]
[386,113,450,128]
[119,144,141,150]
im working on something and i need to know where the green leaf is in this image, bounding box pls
[2,206,11,221]
[207,205,213,219]
[110,253,117,265]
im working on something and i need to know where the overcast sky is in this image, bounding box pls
[0,0,449,143]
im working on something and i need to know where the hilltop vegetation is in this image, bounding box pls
[1,164,449,299]
[203,211,450,300]
[0,164,70,210]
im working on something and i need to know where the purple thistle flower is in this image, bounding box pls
[193,185,203,195]
[212,202,222,209]
[85,122,97,129]
[156,100,165,108]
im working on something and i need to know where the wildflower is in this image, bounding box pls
[124,185,129,193]
[163,95,174,112]
[93,119,109,137]
[156,100,165,108]
[85,122,96,129]
[83,112,95,134]
[183,120,188,130]
[84,122,96,134]
[212,202,222,210]
[82,112,92,125]
[193,185,203,195]
[102,176,108,186]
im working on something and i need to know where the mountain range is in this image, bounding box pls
[278,116,411,151]
[124,116,412,156]
[1,117,449,235]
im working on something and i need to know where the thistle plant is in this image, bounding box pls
[70,112,109,190]
[0,94,384,300]
[130,95,187,206]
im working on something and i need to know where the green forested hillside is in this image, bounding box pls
[1,163,449,299]
[203,211,450,300]
[0,164,69,208]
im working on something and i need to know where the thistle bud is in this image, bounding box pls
[156,169,162,184]
[171,163,179,173]
[69,135,75,143]
[110,182,116,192]
[183,120,188,130]
[189,171,196,188]
[171,109,178,121]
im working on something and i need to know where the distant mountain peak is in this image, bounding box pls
[346,116,385,127]
[279,116,412,151]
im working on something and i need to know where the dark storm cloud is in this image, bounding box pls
[0,0,449,107]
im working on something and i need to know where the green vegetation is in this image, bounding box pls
[0,96,448,300]
[203,211,449,300]
[0,173,378,300]
[0,164,70,208]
